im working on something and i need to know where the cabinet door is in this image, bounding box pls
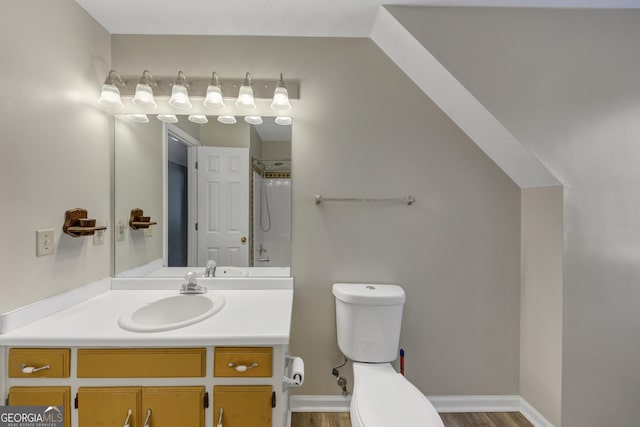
[141,386,205,427]
[78,387,141,427]
[214,386,272,427]
[8,386,71,427]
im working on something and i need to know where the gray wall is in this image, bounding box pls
[521,187,563,426]
[112,35,522,395]
[390,6,640,426]
[0,0,111,313]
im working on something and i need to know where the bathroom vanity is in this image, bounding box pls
[0,277,294,427]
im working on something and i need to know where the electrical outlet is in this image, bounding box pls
[93,228,105,246]
[36,229,55,256]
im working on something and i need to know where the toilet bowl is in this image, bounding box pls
[350,363,443,427]
[333,283,444,427]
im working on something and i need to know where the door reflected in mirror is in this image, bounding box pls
[114,115,291,277]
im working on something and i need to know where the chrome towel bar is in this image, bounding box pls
[314,195,415,205]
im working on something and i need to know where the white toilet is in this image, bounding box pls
[333,283,444,427]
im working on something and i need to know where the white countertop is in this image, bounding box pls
[0,279,293,347]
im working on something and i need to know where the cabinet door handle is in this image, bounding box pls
[20,364,51,374]
[227,362,259,372]
[217,407,224,427]
[123,409,132,427]
[143,409,152,427]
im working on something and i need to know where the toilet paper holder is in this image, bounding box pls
[283,354,304,390]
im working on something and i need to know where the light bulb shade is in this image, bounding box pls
[271,86,291,111]
[169,85,192,109]
[188,115,208,124]
[217,115,237,125]
[97,84,124,108]
[235,85,256,109]
[203,85,225,109]
[126,114,149,123]
[244,116,263,125]
[132,83,157,108]
[275,116,292,126]
[157,114,178,123]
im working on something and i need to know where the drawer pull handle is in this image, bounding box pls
[123,409,132,427]
[227,362,258,372]
[20,364,51,374]
[143,409,152,427]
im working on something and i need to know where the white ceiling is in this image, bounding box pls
[74,0,640,37]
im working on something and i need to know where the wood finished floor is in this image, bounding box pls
[291,412,534,427]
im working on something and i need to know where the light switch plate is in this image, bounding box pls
[116,220,126,242]
[36,229,55,256]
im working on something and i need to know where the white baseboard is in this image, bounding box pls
[290,395,351,412]
[428,394,521,413]
[520,397,555,427]
[290,394,555,427]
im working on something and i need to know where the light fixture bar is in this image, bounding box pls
[113,76,300,100]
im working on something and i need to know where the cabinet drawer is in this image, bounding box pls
[9,348,70,378]
[214,347,272,378]
[77,348,206,378]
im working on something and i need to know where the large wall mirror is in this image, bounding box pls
[114,115,291,277]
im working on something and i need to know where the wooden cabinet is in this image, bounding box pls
[214,348,274,426]
[214,386,273,427]
[8,386,71,427]
[8,348,70,378]
[5,346,282,427]
[78,386,205,427]
[214,347,272,377]
[77,348,206,378]
[77,387,140,427]
[142,387,205,427]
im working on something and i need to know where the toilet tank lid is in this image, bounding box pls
[332,283,406,305]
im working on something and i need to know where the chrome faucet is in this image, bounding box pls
[205,260,217,278]
[180,271,207,294]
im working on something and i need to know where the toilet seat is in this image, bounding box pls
[353,368,444,427]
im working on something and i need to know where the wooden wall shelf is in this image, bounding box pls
[129,208,157,230]
[63,209,107,238]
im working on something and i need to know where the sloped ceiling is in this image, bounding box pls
[74,0,639,37]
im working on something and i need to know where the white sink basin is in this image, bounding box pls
[215,266,249,277]
[118,293,225,332]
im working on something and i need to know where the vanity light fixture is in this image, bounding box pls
[168,71,192,110]
[126,114,150,123]
[157,114,179,123]
[235,72,256,109]
[188,115,208,124]
[271,73,291,111]
[132,70,157,108]
[244,116,263,125]
[275,116,292,126]
[217,115,237,125]
[203,71,225,109]
[97,70,125,108]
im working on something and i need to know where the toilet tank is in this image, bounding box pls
[333,283,406,363]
